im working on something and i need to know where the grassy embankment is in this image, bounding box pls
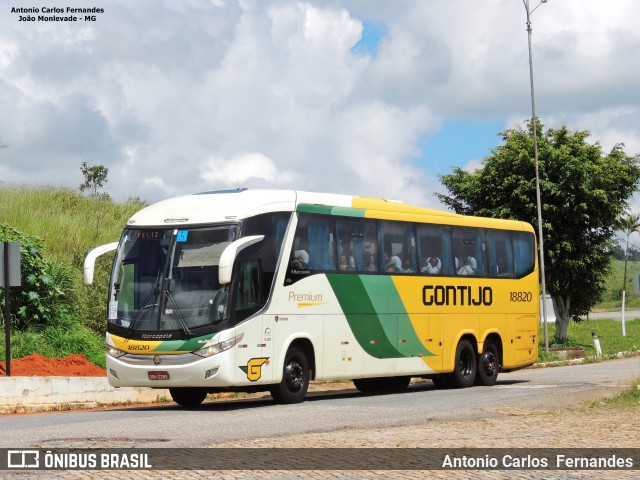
[0,186,144,367]
[594,258,640,311]
[538,318,640,362]
[538,258,640,361]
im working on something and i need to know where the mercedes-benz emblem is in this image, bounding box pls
[153,355,161,365]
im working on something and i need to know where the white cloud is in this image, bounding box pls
[200,152,299,186]
[0,0,638,212]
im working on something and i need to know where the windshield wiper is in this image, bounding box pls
[126,270,162,336]
[162,280,192,336]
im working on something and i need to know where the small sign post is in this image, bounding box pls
[1,242,21,376]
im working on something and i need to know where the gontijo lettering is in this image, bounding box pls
[423,285,493,306]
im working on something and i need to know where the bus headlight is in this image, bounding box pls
[193,334,244,358]
[106,344,127,359]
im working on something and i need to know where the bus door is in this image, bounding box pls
[233,254,273,386]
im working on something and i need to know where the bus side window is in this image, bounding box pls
[336,219,377,273]
[336,219,357,272]
[514,232,535,277]
[453,228,485,276]
[285,214,335,285]
[487,230,514,278]
[379,221,417,273]
[417,224,454,275]
[362,220,378,272]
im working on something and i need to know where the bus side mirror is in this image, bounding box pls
[218,235,265,285]
[84,242,118,284]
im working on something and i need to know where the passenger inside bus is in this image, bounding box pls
[496,258,512,277]
[421,256,441,274]
[457,256,477,275]
[339,253,356,272]
[384,251,402,272]
[363,251,376,272]
[290,250,309,270]
[400,255,414,273]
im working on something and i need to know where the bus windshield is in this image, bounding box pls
[108,225,240,335]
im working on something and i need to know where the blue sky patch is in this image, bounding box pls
[351,21,385,57]
[416,119,506,175]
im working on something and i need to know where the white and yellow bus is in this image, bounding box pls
[84,189,539,406]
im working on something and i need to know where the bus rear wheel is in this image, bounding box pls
[169,388,208,407]
[270,346,310,404]
[449,339,477,388]
[475,341,500,386]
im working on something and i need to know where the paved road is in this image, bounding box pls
[1,356,639,449]
[584,310,640,320]
[2,357,639,479]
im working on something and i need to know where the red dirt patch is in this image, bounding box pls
[0,353,106,377]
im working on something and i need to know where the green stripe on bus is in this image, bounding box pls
[297,204,334,215]
[360,277,434,358]
[330,207,366,217]
[326,274,402,359]
[296,204,366,217]
[153,334,215,353]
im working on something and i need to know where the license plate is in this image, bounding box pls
[148,371,170,380]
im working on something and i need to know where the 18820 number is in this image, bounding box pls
[510,291,532,302]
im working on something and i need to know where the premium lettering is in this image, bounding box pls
[288,291,323,302]
[422,285,493,306]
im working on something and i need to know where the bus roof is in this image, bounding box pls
[125,188,533,232]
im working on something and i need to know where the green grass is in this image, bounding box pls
[588,378,640,407]
[539,318,640,361]
[594,259,640,311]
[0,312,106,367]
[0,186,144,264]
[0,186,145,367]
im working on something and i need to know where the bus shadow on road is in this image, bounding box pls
[112,379,533,413]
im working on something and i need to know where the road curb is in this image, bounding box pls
[0,376,169,414]
[2,352,639,415]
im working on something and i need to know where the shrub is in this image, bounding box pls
[0,224,74,331]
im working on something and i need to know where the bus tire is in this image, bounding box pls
[270,346,310,404]
[450,339,476,388]
[354,376,410,393]
[475,341,500,386]
[169,388,208,407]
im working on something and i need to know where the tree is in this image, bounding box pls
[79,161,109,197]
[437,120,640,343]
[79,161,110,239]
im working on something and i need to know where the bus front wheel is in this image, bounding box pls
[169,388,208,407]
[270,346,310,404]
[450,339,477,388]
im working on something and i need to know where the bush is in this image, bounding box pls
[0,309,106,367]
[0,224,74,331]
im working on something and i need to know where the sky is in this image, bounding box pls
[1,0,639,212]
